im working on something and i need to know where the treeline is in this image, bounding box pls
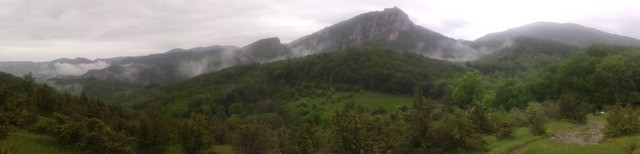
[472,36,581,78]
[135,48,466,117]
[0,72,172,153]
[527,45,640,136]
[3,45,640,153]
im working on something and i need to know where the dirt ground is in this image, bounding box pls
[550,121,605,145]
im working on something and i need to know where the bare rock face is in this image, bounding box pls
[286,7,479,61]
[288,7,418,57]
[236,37,291,63]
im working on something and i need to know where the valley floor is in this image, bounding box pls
[491,115,638,154]
[3,114,640,154]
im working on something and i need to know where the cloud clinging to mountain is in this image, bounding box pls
[0,0,638,61]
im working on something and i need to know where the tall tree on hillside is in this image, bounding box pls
[451,72,485,108]
[134,111,170,153]
[178,113,214,154]
[399,86,443,152]
[231,123,275,154]
[32,84,58,115]
[594,51,640,105]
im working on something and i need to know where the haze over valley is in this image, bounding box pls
[1,1,640,153]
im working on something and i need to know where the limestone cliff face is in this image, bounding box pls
[286,7,477,61]
[288,7,416,56]
[236,37,291,64]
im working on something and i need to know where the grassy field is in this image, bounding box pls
[286,91,412,120]
[521,138,626,154]
[487,127,541,154]
[166,144,234,154]
[0,130,74,154]
[505,115,640,154]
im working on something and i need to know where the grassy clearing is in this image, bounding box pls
[488,127,541,154]
[287,91,412,119]
[166,144,234,154]
[515,115,640,154]
[0,130,72,154]
[521,138,625,154]
[213,145,234,154]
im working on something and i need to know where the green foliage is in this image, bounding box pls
[5,45,640,153]
[19,72,36,94]
[525,103,547,135]
[609,136,640,153]
[275,124,316,154]
[398,87,442,152]
[133,112,170,153]
[530,45,640,106]
[136,48,465,116]
[178,113,214,154]
[494,79,531,109]
[0,130,76,154]
[473,36,580,78]
[451,72,485,108]
[486,109,519,139]
[30,116,56,134]
[230,123,275,154]
[593,50,640,104]
[32,84,59,115]
[53,115,134,153]
[0,125,7,140]
[438,108,489,151]
[559,93,589,124]
[330,109,394,154]
[605,105,640,138]
[400,86,498,152]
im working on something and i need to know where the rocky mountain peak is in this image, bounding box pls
[288,7,416,56]
[238,37,291,63]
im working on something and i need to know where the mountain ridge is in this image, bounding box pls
[475,21,640,47]
[2,7,640,86]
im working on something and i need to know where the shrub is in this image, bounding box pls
[487,110,516,139]
[330,110,394,154]
[610,136,639,153]
[540,101,562,120]
[231,123,275,154]
[525,103,547,136]
[559,93,588,124]
[178,113,214,154]
[605,105,640,137]
[30,116,55,134]
[0,125,8,140]
[275,124,316,154]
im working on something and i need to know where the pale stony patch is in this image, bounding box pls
[551,121,605,145]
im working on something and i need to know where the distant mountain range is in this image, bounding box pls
[1,7,639,86]
[475,22,640,47]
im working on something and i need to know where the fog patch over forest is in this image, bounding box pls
[46,61,110,76]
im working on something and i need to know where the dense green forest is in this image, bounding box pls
[3,46,640,153]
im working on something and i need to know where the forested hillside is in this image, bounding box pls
[472,36,581,78]
[134,48,467,117]
[4,45,640,153]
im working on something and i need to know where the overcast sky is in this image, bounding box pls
[1,0,639,61]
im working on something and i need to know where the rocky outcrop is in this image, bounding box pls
[237,37,291,63]
[287,7,478,61]
[288,7,416,56]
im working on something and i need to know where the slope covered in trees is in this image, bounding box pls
[4,45,640,153]
[472,36,581,78]
[134,48,467,116]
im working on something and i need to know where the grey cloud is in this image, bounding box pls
[0,0,638,61]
